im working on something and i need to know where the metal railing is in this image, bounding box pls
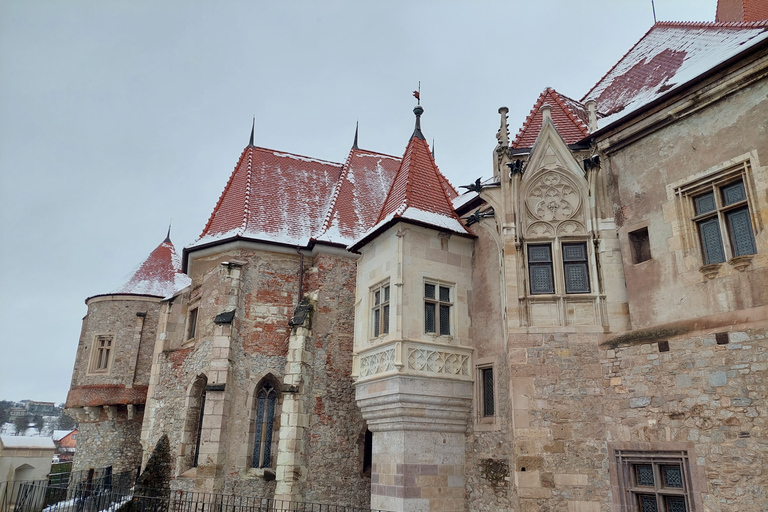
[1,473,383,512]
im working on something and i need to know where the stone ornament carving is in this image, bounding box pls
[525,170,586,237]
[407,348,470,377]
[359,347,396,378]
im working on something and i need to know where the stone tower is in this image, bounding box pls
[66,232,189,473]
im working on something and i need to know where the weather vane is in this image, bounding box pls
[413,81,421,105]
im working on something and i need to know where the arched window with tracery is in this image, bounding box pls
[251,380,279,468]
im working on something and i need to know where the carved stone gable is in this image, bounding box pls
[524,169,586,237]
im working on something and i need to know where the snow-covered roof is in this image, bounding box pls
[583,20,768,128]
[106,235,191,299]
[52,430,75,442]
[0,436,55,449]
[351,110,471,249]
[513,88,590,149]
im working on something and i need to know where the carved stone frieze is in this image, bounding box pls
[407,348,470,377]
[359,347,396,378]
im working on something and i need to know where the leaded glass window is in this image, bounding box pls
[692,179,756,265]
[528,244,554,294]
[252,382,278,468]
[425,282,452,335]
[371,283,390,337]
[563,242,590,293]
[615,450,692,512]
[481,368,494,417]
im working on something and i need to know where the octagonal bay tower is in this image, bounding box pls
[66,232,190,472]
[351,105,476,512]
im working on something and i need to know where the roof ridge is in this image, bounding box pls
[654,19,768,29]
[198,145,253,240]
[240,148,254,234]
[548,90,590,137]
[350,147,401,159]
[253,146,342,166]
[318,147,355,235]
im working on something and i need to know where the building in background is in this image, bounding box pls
[66,2,767,511]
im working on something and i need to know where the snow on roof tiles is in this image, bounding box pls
[583,21,768,128]
[109,235,190,298]
[512,88,590,149]
[192,146,346,248]
[0,436,56,449]
[315,148,401,246]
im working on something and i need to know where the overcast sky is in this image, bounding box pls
[0,0,718,404]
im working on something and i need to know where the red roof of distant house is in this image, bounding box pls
[512,88,590,149]
[105,235,190,299]
[583,20,768,128]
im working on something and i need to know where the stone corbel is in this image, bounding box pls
[84,406,101,421]
[69,407,88,422]
[698,263,721,279]
[728,255,753,272]
[127,404,135,420]
[103,405,117,420]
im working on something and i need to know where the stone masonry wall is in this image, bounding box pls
[73,408,143,473]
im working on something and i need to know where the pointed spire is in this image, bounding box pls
[353,120,359,150]
[249,117,255,147]
[431,138,435,160]
[165,221,172,243]
[412,105,425,140]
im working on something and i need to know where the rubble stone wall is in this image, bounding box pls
[72,408,143,474]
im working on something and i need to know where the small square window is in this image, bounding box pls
[629,227,652,263]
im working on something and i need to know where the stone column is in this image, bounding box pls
[355,345,472,512]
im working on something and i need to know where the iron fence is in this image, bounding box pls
[1,475,383,512]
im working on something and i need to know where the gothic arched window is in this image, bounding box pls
[251,381,278,468]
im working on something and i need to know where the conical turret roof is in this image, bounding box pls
[351,106,470,250]
[109,234,191,298]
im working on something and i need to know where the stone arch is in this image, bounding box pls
[179,373,207,473]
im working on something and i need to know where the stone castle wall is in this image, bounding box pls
[73,408,144,474]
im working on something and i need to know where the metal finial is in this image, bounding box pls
[431,138,435,159]
[353,120,359,150]
[249,117,255,147]
[165,221,172,243]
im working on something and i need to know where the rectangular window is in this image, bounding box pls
[425,282,452,335]
[481,367,494,417]
[615,451,693,512]
[629,227,652,263]
[371,283,390,337]
[528,244,555,294]
[187,308,198,340]
[89,335,113,373]
[562,242,590,293]
[693,179,756,264]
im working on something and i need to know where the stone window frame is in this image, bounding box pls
[609,442,704,512]
[186,306,199,341]
[178,374,207,476]
[370,280,391,339]
[525,238,594,296]
[424,279,453,337]
[474,356,500,431]
[628,226,652,264]
[87,334,114,375]
[672,159,760,276]
[250,378,280,470]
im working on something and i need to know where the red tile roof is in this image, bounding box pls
[717,0,768,22]
[195,146,344,248]
[582,21,768,127]
[512,88,590,149]
[315,148,402,245]
[108,235,190,298]
[350,111,469,247]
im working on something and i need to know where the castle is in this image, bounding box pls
[66,3,768,511]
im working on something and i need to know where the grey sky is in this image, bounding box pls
[0,0,717,404]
